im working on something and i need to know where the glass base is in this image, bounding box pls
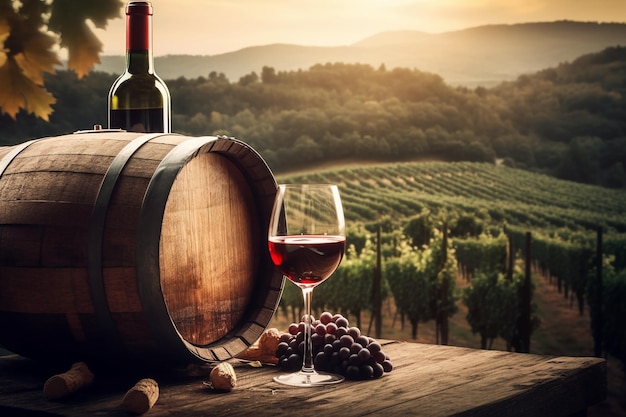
[273,370,345,387]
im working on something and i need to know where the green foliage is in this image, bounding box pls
[385,230,458,340]
[464,272,511,349]
[464,268,539,350]
[402,211,433,248]
[454,233,508,277]
[385,239,432,339]
[602,262,626,370]
[320,238,390,327]
[3,47,626,188]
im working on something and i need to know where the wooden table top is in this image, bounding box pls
[0,341,606,417]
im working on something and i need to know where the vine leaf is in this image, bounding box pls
[0,0,123,120]
[0,58,56,121]
[0,17,8,68]
[13,31,60,85]
[49,0,123,78]
[60,20,103,78]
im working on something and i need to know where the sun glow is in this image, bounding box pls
[93,0,626,56]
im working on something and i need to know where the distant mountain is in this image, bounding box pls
[94,21,626,87]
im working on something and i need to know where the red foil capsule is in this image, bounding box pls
[126,1,153,51]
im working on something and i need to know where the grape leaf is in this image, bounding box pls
[49,0,123,78]
[0,17,9,68]
[13,30,59,84]
[61,20,103,78]
[0,0,121,119]
[0,58,56,120]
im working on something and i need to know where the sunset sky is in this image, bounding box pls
[95,0,626,56]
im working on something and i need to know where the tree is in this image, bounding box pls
[0,0,122,120]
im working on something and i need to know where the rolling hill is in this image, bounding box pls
[277,160,626,234]
[94,21,626,87]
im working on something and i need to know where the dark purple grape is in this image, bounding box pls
[350,342,363,354]
[339,334,354,348]
[348,327,361,339]
[335,327,348,338]
[339,346,351,360]
[332,313,344,322]
[348,354,360,366]
[315,323,327,336]
[367,341,381,353]
[276,341,289,357]
[346,365,360,380]
[287,353,301,370]
[288,338,299,351]
[382,359,393,373]
[373,350,386,364]
[279,356,290,370]
[280,333,292,343]
[288,323,299,335]
[323,343,334,356]
[335,317,349,328]
[319,311,333,324]
[357,348,371,362]
[314,351,327,369]
[373,362,385,378]
[311,333,324,347]
[324,333,336,345]
[326,322,338,335]
[355,335,370,347]
[360,364,374,379]
[332,339,342,351]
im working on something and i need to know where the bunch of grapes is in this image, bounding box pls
[275,312,393,380]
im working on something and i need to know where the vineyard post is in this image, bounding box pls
[519,232,532,353]
[592,227,603,358]
[439,224,450,345]
[506,235,514,281]
[373,226,382,339]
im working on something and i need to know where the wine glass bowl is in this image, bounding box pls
[268,184,346,386]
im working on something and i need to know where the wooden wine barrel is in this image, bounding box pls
[0,130,284,367]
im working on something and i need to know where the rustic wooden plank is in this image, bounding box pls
[0,171,104,204]
[0,202,93,226]
[159,152,259,346]
[0,341,606,417]
[2,153,114,175]
[0,267,92,314]
[102,267,142,313]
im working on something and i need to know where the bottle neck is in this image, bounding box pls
[127,49,154,74]
[125,4,154,74]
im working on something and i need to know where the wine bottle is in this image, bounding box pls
[108,1,171,133]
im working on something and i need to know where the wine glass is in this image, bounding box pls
[268,184,346,386]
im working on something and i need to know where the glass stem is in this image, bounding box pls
[301,287,315,373]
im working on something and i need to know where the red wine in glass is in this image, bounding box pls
[268,235,345,286]
[268,183,346,386]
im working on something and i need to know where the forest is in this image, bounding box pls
[1,46,625,189]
